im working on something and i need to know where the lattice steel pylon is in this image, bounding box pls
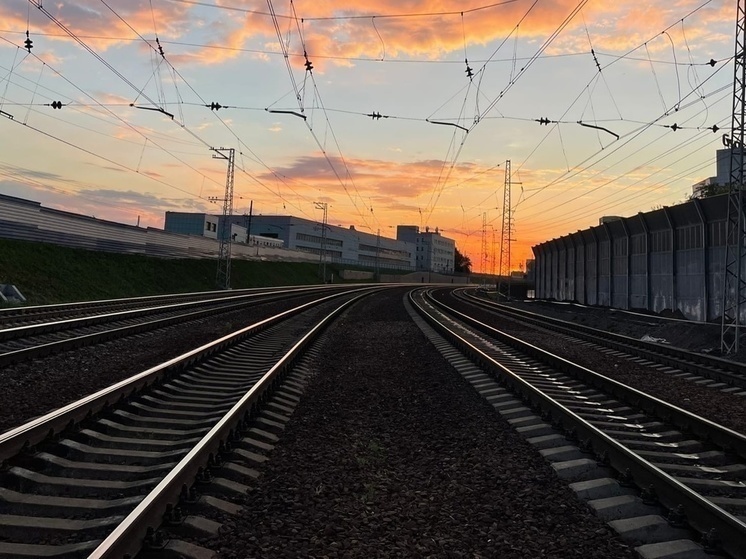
[314,201,328,282]
[481,212,488,275]
[721,0,746,354]
[497,160,512,300]
[211,147,235,290]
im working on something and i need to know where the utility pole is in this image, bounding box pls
[209,147,235,290]
[315,201,328,282]
[491,228,496,276]
[375,229,381,281]
[498,160,512,300]
[721,0,746,353]
[246,200,253,243]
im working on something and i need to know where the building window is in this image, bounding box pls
[295,232,343,248]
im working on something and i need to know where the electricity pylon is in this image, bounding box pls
[211,147,235,290]
[497,160,513,300]
[721,0,746,353]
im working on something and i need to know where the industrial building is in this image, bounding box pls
[691,148,741,197]
[248,215,417,271]
[532,193,732,322]
[164,212,250,244]
[163,212,457,273]
[396,225,456,273]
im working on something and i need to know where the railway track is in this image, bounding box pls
[0,285,346,367]
[410,288,746,558]
[446,288,746,392]
[0,286,380,558]
[0,286,341,328]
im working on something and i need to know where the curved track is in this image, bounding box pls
[0,286,342,328]
[0,285,349,366]
[0,287,380,558]
[448,288,746,391]
[410,288,746,559]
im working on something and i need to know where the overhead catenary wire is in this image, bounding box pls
[512,0,716,183]
[515,86,731,230]
[0,28,725,68]
[3,0,732,242]
[166,0,520,21]
[0,35,225,193]
[26,0,323,220]
[515,61,731,215]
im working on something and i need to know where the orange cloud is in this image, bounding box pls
[0,0,729,72]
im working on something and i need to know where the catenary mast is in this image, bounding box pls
[721,0,746,353]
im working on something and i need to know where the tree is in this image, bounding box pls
[454,246,472,273]
[688,183,729,200]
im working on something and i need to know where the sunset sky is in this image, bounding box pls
[0,0,737,272]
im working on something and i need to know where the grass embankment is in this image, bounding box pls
[0,239,334,305]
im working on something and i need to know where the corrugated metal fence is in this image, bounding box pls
[532,194,734,322]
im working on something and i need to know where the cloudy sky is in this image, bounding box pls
[0,0,736,272]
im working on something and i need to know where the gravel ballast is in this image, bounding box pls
[210,288,637,558]
[4,287,743,556]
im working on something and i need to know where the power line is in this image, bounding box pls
[166,0,520,21]
[4,30,722,68]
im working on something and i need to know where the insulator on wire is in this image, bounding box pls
[24,31,33,53]
[209,102,222,111]
[156,37,165,58]
[50,101,63,109]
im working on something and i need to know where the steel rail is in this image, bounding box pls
[0,286,271,323]
[458,289,746,386]
[0,285,339,340]
[0,286,356,367]
[0,287,375,461]
[86,286,378,559]
[411,289,746,559]
[428,290,746,460]
[0,284,351,329]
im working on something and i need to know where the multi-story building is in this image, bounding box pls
[396,225,455,273]
[250,215,415,271]
[691,148,745,197]
[165,212,419,272]
[164,212,250,242]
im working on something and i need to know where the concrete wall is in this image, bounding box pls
[340,270,374,280]
[533,195,732,322]
[383,271,470,284]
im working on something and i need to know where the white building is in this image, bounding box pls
[396,225,456,273]
[249,215,416,271]
[691,148,745,196]
[164,212,461,273]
